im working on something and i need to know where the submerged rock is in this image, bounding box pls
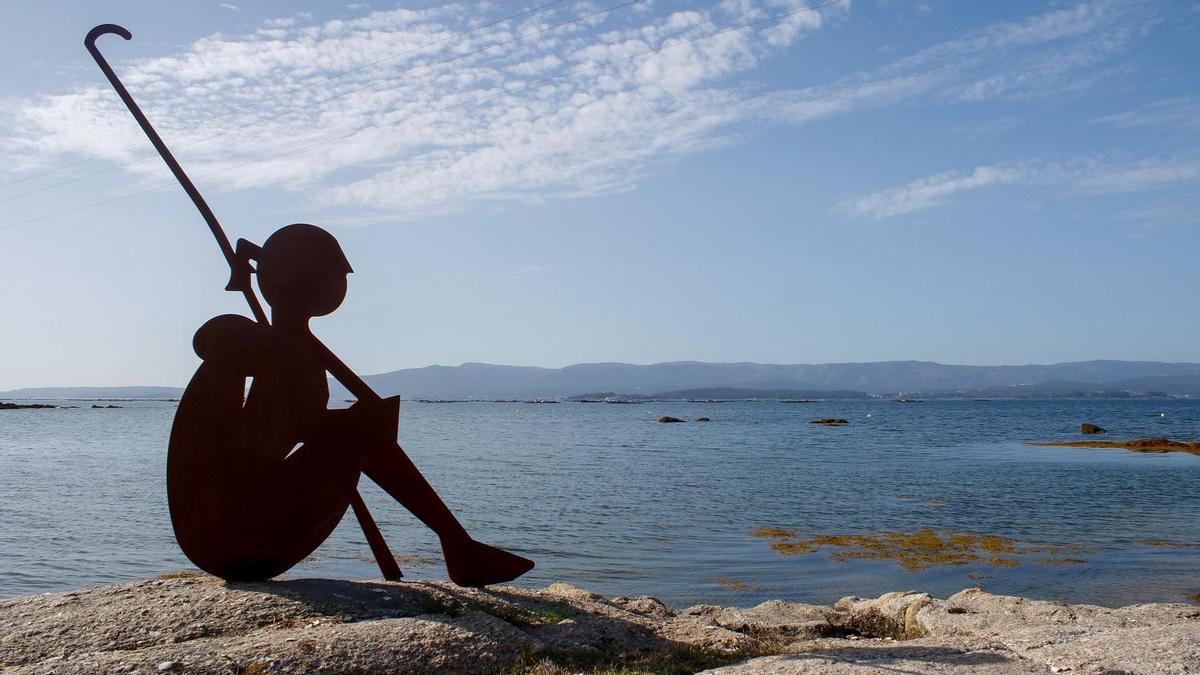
[1081,422,1107,434]
[1,576,1196,674]
[657,416,686,423]
[0,402,56,410]
[696,417,711,422]
[809,418,849,425]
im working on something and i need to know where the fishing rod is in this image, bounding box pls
[85,24,402,581]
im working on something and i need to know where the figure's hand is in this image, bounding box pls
[225,238,262,293]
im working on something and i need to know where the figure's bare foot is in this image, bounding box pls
[443,538,535,587]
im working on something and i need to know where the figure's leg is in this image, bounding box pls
[361,440,534,587]
[353,397,534,586]
[361,439,468,541]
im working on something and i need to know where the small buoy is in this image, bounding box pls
[1161,412,1167,418]
[866,413,873,418]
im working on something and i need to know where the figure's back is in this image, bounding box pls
[167,315,358,581]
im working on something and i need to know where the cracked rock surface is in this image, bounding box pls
[1,576,1196,673]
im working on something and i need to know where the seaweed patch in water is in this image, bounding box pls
[769,540,817,556]
[715,577,766,592]
[1030,438,1200,456]
[1141,539,1200,551]
[751,527,1092,572]
[1020,543,1093,555]
[751,527,797,539]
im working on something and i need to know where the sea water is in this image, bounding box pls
[1,398,1197,607]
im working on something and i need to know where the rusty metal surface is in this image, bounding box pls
[86,24,534,587]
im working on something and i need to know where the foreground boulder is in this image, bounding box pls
[1,576,1196,673]
[712,589,1200,674]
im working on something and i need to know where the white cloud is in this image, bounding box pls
[1118,198,1200,237]
[0,0,1162,221]
[1071,158,1200,192]
[952,115,1027,138]
[840,157,1200,219]
[842,165,1027,219]
[758,0,1150,126]
[1089,97,1200,131]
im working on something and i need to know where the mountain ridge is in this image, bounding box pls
[337,359,1200,400]
[6,360,1200,400]
[0,386,184,400]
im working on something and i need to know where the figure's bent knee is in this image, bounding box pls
[193,314,267,368]
[352,396,401,447]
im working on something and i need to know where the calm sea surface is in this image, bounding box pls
[1,399,1198,607]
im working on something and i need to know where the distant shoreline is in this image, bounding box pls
[0,393,180,398]
[2,395,1195,403]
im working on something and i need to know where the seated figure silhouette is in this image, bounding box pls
[167,223,534,586]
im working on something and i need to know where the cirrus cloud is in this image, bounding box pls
[0,0,1169,222]
[839,157,1200,219]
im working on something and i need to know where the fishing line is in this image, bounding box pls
[0,0,642,206]
[0,1,841,232]
[0,0,566,191]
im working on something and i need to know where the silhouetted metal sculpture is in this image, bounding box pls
[86,24,534,586]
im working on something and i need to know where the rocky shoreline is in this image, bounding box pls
[1,574,1197,673]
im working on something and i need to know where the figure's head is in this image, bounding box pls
[256,224,352,319]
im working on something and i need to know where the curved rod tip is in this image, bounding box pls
[85,24,132,47]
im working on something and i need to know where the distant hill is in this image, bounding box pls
[932,374,1200,399]
[0,386,183,400]
[567,387,870,401]
[331,360,1200,400]
[11,361,1200,401]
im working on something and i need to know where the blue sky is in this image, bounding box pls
[1,0,1198,389]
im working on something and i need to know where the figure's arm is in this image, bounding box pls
[192,314,270,373]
